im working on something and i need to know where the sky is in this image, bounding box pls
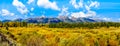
[0,0,120,22]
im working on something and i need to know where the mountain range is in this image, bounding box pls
[1,16,104,23]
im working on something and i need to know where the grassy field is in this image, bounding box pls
[0,27,120,46]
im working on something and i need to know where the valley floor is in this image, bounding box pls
[0,27,120,46]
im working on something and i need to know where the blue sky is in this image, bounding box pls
[0,0,120,22]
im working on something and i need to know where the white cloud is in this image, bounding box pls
[85,5,90,11]
[31,7,34,11]
[71,12,85,18]
[71,11,96,18]
[69,0,99,18]
[0,12,1,15]
[86,11,96,16]
[0,9,14,16]
[89,1,100,8]
[70,0,83,9]
[85,1,100,11]
[12,0,28,14]
[37,0,60,10]
[27,0,34,4]
[59,7,69,16]
[30,13,34,15]
[119,18,120,20]
[70,0,99,10]
[118,18,120,21]
[103,18,111,21]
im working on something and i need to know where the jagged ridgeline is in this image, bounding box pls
[1,16,104,23]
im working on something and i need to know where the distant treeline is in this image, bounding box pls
[49,22,120,28]
[0,21,27,27]
[0,21,120,28]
